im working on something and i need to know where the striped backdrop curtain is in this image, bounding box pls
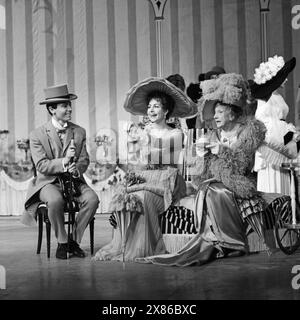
[0,0,299,162]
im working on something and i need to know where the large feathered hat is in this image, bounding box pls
[123,77,198,118]
[204,66,226,80]
[200,73,249,120]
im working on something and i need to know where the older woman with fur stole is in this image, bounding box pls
[138,74,267,267]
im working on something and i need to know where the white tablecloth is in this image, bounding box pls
[0,170,32,216]
[0,169,125,216]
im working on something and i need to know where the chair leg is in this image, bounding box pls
[36,210,43,254]
[67,212,71,259]
[71,212,75,239]
[90,217,95,255]
[46,222,51,259]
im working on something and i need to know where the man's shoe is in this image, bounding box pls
[68,239,86,258]
[56,243,68,259]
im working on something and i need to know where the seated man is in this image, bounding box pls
[21,84,99,259]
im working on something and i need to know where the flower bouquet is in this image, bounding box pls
[109,180,143,213]
[123,171,146,187]
[16,138,30,162]
[94,134,113,147]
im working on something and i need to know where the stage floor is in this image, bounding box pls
[1,215,300,300]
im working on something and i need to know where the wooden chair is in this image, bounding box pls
[36,200,95,259]
[31,158,95,258]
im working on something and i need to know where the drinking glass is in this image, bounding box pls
[195,129,213,157]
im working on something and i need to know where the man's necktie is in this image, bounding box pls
[56,128,66,145]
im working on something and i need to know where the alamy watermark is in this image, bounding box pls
[291,265,300,290]
[292,5,300,30]
[0,265,6,290]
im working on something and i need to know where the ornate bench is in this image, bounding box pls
[159,195,291,253]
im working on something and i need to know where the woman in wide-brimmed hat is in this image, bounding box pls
[136,73,272,266]
[93,77,197,262]
[251,55,299,195]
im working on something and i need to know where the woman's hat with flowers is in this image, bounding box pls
[123,77,198,118]
[250,55,296,101]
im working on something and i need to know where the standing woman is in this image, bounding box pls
[93,77,197,262]
[251,56,298,195]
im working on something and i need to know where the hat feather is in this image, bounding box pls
[200,79,218,97]
[202,73,248,106]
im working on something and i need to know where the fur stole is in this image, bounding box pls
[192,117,266,198]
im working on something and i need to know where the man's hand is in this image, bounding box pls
[67,162,80,178]
[64,145,76,165]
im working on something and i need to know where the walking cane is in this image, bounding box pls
[67,137,76,259]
